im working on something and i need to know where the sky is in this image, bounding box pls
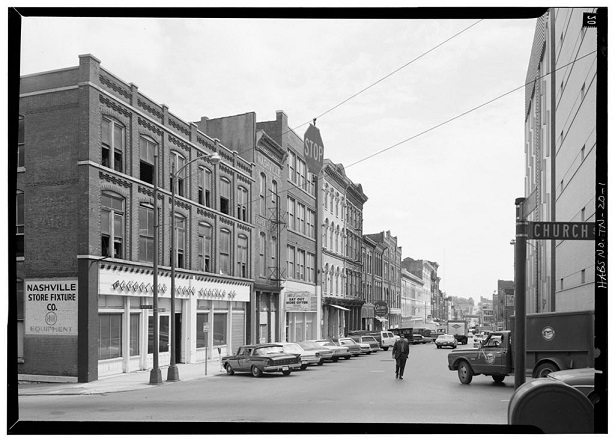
[16,8,546,305]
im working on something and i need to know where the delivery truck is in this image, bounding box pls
[446,320,468,345]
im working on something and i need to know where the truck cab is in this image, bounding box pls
[448,331,512,384]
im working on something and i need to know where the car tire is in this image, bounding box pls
[458,361,473,384]
[333,358,338,362]
[225,364,234,375]
[318,359,324,365]
[300,364,308,370]
[534,362,558,378]
[436,345,441,349]
[383,347,389,351]
[282,370,291,376]
[353,354,359,357]
[344,356,351,360]
[251,366,262,377]
[492,375,505,383]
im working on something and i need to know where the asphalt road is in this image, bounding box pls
[18,340,518,431]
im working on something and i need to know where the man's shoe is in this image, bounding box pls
[399,376,403,379]
[395,373,398,379]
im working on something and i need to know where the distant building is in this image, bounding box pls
[400,267,426,326]
[524,8,597,313]
[402,257,440,321]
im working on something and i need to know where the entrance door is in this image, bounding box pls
[175,313,182,363]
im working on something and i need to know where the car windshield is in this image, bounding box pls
[299,341,322,350]
[363,337,377,342]
[255,346,285,356]
[284,343,301,351]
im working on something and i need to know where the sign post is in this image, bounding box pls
[203,322,209,376]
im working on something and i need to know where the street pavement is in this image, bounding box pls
[18,358,223,396]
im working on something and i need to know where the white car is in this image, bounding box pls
[280,342,324,369]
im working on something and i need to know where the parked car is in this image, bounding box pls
[279,342,324,369]
[410,334,425,345]
[348,330,396,350]
[298,341,334,363]
[331,337,362,357]
[349,335,380,353]
[312,339,351,360]
[547,368,601,405]
[222,344,302,377]
[435,334,458,349]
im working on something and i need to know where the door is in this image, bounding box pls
[174,313,182,363]
[474,334,506,374]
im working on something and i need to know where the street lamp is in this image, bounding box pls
[150,144,162,385]
[167,151,221,382]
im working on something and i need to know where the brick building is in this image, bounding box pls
[17,54,254,382]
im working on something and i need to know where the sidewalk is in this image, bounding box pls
[18,359,225,396]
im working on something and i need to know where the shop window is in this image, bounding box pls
[171,151,186,197]
[219,177,231,215]
[102,117,124,172]
[18,116,24,168]
[196,313,209,348]
[198,222,212,272]
[198,167,212,207]
[139,136,156,185]
[237,186,248,221]
[148,315,169,354]
[101,192,124,258]
[129,314,140,356]
[99,313,122,360]
[16,191,24,258]
[138,204,155,262]
[237,234,248,278]
[220,229,231,275]
[213,313,228,345]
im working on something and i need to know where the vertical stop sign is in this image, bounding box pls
[304,124,324,175]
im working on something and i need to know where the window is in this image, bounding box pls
[297,202,306,234]
[288,150,296,184]
[101,192,124,258]
[198,167,212,207]
[323,264,328,293]
[220,178,231,215]
[306,253,315,283]
[270,236,278,277]
[330,225,334,250]
[260,173,266,217]
[139,136,156,184]
[330,192,334,212]
[335,199,339,217]
[99,313,122,360]
[324,190,328,211]
[18,116,24,168]
[259,233,266,277]
[560,278,564,291]
[173,215,186,268]
[17,279,24,358]
[296,249,305,280]
[148,315,169,353]
[288,197,295,231]
[237,235,248,278]
[214,313,227,345]
[171,152,186,197]
[581,269,586,284]
[197,223,212,272]
[220,229,231,275]
[129,314,140,356]
[307,172,315,196]
[287,246,295,280]
[196,313,209,348]
[323,220,329,249]
[271,180,278,206]
[102,117,124,172]
[16,191,24,257]
[237,186,248,221]
[297,158,306,190]
[307,209,315,238]
[139,204,155,262]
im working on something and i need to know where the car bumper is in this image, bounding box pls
[263,363,302,372]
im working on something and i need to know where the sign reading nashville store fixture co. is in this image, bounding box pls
[25,279,78,336]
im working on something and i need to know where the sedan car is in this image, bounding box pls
[331,337,362,357]
[547,368,601,405]
[298,341,334,363]
[435,334,458,349]
[349,335,380,353]
[312,339,351,361]
[279,342,324,369]
[222,344,301,377]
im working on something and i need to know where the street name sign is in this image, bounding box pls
[528,222,595,240]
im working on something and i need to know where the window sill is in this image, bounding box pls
[18,358,24,364]
[18,167,26,173]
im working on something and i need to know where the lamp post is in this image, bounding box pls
[167,152,220,382]
[149,145,162,385]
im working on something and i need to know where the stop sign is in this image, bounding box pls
[303,124,324,175]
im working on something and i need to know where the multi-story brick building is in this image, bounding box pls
[524,8,597,313]
[400,267,427,327]
[321,159,367,337]
[364,231,402,329]
[360,235,378,330]
[17,54,255,382]
[402,257,440,322]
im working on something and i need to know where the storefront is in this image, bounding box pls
[255,290,280,344]
[361,302,375,331]
[284,288,318,342]
[97,263,251,377]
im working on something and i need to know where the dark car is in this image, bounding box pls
[547,368,601,405]
[222,344,301,377]
[435,334,458,349]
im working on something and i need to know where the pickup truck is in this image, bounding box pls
[447,310,595,384]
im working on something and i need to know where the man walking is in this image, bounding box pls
[392,333,410,379]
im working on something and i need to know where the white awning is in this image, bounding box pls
[330,304,350,311]
[375,317,388,322]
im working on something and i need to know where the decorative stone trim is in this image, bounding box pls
[196,207,216,219]
[99,75,132,101]
[137,99,163,120]
[99,94,131,118]
[236,160,252,176]
[99,171,132,189]
[168,117,190,137]
[138,116,163,137]
[169,134,190,153]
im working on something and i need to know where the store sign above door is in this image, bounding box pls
[304,124,324,175]
[528,222,595,240]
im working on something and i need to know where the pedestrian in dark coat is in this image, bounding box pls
[392,335,410,379]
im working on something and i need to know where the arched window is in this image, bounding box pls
[101,192,124,258]
[259,232,266,277]
[237,234,248,278]
[330,265,335,293]
[220,229,231,275]
[173,214,186,269]
[171,151,186,197]
[17,116,24,168]
[330,222,335,250]
[237,186,248,221]
[197,222,212,272]
[102,117,124,172]
[260,173,266,217]
[139,203,155,262]
[323,264,329,293]
[139,136,157,185]
[198,166,212,207]
[323,219,329,249]
[270,235,278,277]
[219,177,231,215]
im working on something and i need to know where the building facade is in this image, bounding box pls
[320,160,367,338]
[400,267,427,327]
[18,55,255,382]
[524,8,597,313]
[401,257,440,322]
